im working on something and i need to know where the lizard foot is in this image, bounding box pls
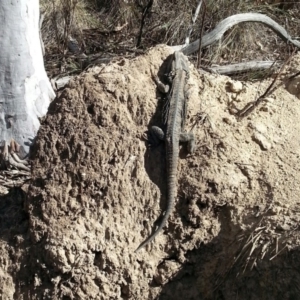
[1,140,30,171]
[142,130,161,149]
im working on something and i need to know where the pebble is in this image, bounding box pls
[227,80,243,93]
[252,132,272,150]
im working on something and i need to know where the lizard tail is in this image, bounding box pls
[135,156,177,252]
[134,201,174,252]
[134,199,174,252]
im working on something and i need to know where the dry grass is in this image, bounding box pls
[40,0,300,78]
[197,1,296,71]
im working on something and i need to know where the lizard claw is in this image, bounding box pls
[142,131,156,150]
[142,132,149,142]
[1,140,30,171]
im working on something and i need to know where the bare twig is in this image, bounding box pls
[268,69,300,96]
[136,0,154,48]
[185,0,203,46]
[236,49,296,119]
[197,1,206,69]
[269,236,287,261]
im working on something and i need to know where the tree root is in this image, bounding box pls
[2,140,30,172]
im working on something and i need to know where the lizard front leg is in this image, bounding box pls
[149,126,165,147]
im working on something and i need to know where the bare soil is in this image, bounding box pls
[1,46,300,299]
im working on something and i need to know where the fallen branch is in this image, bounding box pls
[202,60,282,75]
[171,13,300,55]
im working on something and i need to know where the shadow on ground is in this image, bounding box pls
[158,205,300,300]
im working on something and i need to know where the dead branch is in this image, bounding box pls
[136,0,154,48]
[202,60,282,75]
[236,51,295,119]
[185,0,203,46]
[171,13,300,55]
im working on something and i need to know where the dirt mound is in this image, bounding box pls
[1,46,300,299]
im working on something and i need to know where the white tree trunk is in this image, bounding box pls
[0,0,55,158]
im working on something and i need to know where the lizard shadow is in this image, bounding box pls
[141,53,191,249]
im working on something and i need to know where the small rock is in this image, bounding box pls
[252,132,272,150]
[260,106,269,112]
[223,117,232,125]
[264,97,274,104]
[287,77,300,98]
[227,81,243,93]
[248,122,267,134]
[154,261,181,285]
[260,97,276,113]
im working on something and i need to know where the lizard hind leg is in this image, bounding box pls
[180,132,195,153]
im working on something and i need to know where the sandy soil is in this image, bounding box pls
[1,46,300,299]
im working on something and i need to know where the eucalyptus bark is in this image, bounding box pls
[0,0,55,159]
